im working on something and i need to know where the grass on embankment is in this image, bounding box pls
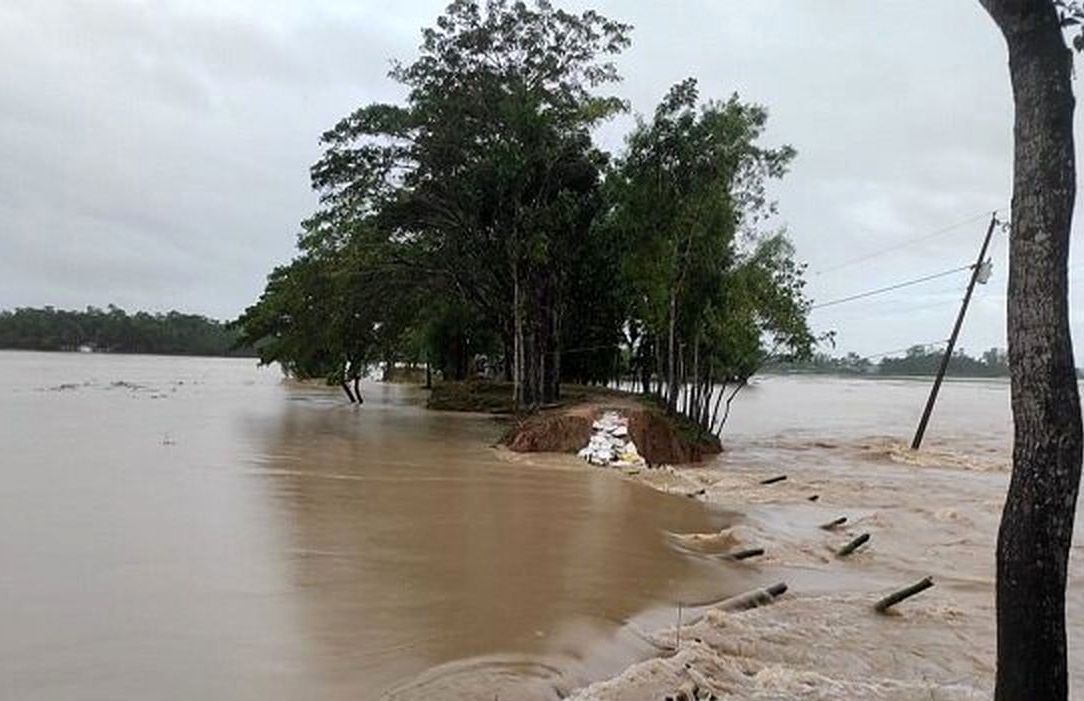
[425,380,628,414]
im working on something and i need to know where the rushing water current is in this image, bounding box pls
[5,351,1082,700]
[0,352,752,700]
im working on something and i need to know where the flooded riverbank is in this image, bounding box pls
[4,354,1081,699]
[0,352,753,700]
[573,375,1084,699]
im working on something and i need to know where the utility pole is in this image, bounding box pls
[911,212,998,450]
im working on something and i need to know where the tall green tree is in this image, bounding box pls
[234,217,420,401]
[310,0,630,408]
[607,79,812,431]
[236,3,815,436]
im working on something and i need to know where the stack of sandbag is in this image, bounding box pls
[577,411,646,468]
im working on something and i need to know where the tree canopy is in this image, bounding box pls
[0,305,250,357]
[235,0,814,433]
[775,346,1011,377]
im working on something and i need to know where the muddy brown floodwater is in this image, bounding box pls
[0,352,755,701]
[573,374,1084,700]
[6,353,1083,700]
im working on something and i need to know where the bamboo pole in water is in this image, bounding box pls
[837,533,871,557]
[726,547,765,561]
[875,576,934,612]
[716,582,788,612]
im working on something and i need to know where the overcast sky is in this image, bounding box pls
[2,1,1080,359]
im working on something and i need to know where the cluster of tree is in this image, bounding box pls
[776,346,1011,377]
[0,305,251,357]
[235,0,814,434]
[880,346,1008,377]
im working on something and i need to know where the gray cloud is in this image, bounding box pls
[0,0,1077,359]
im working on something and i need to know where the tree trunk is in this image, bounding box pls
[710,381,726,432]
[505,260,560,411]
[667,291,677,412]
[513,259,523,410]
[500,325,514,382]
[691,337,700,422]
[979,3,1083,699]
[639,336,651,395]
[548,278,560,402]
[540,268,560,404]
[654,334,664,398]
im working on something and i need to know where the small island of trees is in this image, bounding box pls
[235,0,816,435]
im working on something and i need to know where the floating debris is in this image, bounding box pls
[820,516,848,530]
[875,576,935,613]
[726,547,765,561]
[837,532,871,557]
[44,383,81,392]
[715,582,788,612]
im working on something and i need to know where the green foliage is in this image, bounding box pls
[233,219,423,385]
[236,2,815,432]
[420,300,499,381]
[880,346,1008,377]
[604,78,813,431]
[241,0,632,404]
[0,305,249,356]
[775,346,1010,378]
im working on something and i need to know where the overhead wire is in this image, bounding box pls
[863,339,950,360]
[810,264,974,310]
[550,212,1007,361]
[823,290,968,322]
[811,208,1001,277]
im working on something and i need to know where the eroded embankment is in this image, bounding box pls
[502,399,721,466]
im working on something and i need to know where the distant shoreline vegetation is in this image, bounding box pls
[0,306,254,357]
[767,346,1011,378]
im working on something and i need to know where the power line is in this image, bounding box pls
[810,264,974,310]
[824,289,967,322]
[816,338,950,360]
[812,209,1000,277]
[865,340,950,360]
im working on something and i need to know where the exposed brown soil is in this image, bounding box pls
[626,409,721,464]
[504,404,597,453]
[504,397,721,466]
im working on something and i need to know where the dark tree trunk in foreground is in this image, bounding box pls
[980,2,1083,699]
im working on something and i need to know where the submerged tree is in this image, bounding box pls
[978,1,1083,698]
[233,218,423,402]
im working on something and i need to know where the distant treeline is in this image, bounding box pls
[0,306,253,357]
[772,346,1010,378]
